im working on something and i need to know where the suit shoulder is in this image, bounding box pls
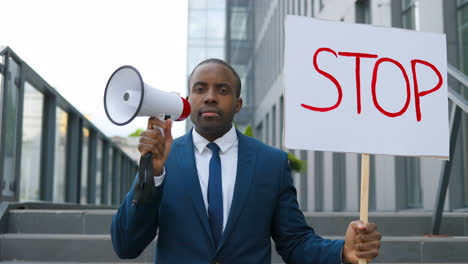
[171,133,190,146]
[240,134,287,159]
[172,136,185,145]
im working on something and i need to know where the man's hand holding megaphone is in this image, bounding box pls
[138,117,173,176]
[104,65,190,203]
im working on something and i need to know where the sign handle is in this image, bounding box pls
[359,153,370,264]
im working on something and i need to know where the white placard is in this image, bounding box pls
[284,16,449,159]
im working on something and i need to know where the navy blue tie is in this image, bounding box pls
[207,142,223,247]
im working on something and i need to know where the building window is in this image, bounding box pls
[112,149,121,204]
[231,6,249,40]
[207,10,226,40]
[265,113,270,145]
[465,162,468,207]
[256,122,263,143]
[96,138,103,204]
[314,151,323,211]
[107,147,113,205]
[279,96,284,147]
[232,64,247,96]
[0,56,3,157]
[396,156,422,209]
[272,105,277,147]
[187,0,226,79]
[20,82,44,201]
[306,0,314,17]
[300,150,308,210]
[355,0,371,24]
[333,152,346,211]
[81,127,89,204]
[458,1,468,74]
[319,0,325,11]
[456,0,468,207]
[405,157,422,208]
[54,107,68,202]
[402,0,419,30]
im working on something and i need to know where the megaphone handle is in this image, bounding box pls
[133,115,171,204]
[133,152,155,204]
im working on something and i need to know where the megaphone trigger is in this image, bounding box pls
[151,114,173,136]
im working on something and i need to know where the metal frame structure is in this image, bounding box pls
[431,65,468,234]
[0,46,138,205]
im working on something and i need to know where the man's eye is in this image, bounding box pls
[219,88,228,95]
[194,87,204,93]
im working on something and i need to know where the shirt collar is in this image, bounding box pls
[192,125,238,154]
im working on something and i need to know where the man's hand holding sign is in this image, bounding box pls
[284,16,449,263]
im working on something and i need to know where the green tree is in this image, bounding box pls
[129,128,143,137]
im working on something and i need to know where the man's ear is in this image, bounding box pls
[235,98,243,113]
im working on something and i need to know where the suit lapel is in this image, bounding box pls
[217,131,256,251]
[175,132,215,248]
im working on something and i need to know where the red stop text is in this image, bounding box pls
[301,47,443,122]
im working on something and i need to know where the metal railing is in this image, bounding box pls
[0,46,137,206]
[432,63,468,235]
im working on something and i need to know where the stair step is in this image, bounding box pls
[1,234,467,263]
[0,262,150,264]
[304,212,468,236]
[7,209,115,234]
[0,233,154,262]
[7,210,468,236]
[8,210,468,236]
[274,236,468,263]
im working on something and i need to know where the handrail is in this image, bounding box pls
[448,64,468,90]
[0,45,138,204]
[0,202,10,233]
[448,86,468,114]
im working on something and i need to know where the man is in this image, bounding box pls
[111,58,381,264]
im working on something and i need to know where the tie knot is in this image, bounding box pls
[207,142,220,153]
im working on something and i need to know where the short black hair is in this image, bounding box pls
[188,58,242,98]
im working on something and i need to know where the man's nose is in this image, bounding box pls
[204,88,218,103]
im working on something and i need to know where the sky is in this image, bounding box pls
[0,0,188,138]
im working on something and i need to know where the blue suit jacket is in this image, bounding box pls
[111,130,344,264]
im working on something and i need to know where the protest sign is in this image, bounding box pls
[284,16,449,263]
[284,16,449,158]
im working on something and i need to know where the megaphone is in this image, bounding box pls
[104,65,190,126]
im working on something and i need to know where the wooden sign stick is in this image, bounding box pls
[359,153,370,264]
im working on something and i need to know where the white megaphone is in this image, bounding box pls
[104,65,191,126]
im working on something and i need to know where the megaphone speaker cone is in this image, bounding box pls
[104,65,192,125]
[104,65,144,126]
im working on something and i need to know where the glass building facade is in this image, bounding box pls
[187,0,226,75]
[187,0,468,212]
[187,0,253,130]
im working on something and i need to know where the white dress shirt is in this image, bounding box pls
[154,125,238,231]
